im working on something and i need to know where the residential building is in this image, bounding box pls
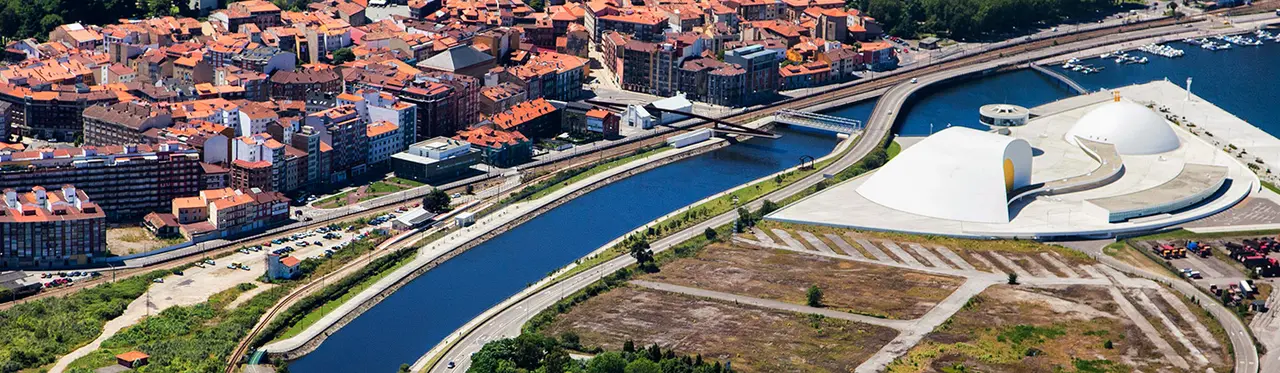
[231,159,273,191]
[0,143,202,221]
[0,186,106,269]
[366,121,402,165]
[779,60,832,89]
[479,83,526,116]
[0,85,120,142]
[724,44,780,102]
[503,51,588,101]
[859,40,898,71]
[82,102,174,146]
[488,98,559,139]
[453,126,531,167]
[269,64,341,101]
[679,55,747,106]
[201,162,231,189]
[231,46,296,75]
[266,253,301,279]
[585,109,620,138]
[306,104,368,182]
[390,137,481,183]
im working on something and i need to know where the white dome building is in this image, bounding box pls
[1064,99,1180,155]
[857,127,1033,224]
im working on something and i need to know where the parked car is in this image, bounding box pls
[152,278,164,283]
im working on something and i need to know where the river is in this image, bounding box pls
[286,117,871,372]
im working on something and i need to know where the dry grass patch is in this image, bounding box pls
[889,285,1195,373]
[644,243,964,319]
[542,286,898,373]
[760,221,1096,266]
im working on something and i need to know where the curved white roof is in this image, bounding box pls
[857,127,1032,224]
[1065,100,1179,155]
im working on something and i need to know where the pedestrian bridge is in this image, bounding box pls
[773,109,864,134]
[1028,64,1088,95]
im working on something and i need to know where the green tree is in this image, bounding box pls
[625,358,662,373]
[703,227,718,241]
[332,47,356,64]
[628,238,653,264]
[806,285,823,307]
[759,199,779,216]
[422,188,451,213]
[1007,272,1019,285]
[1103,340,1113,349]
[587,351,627,373]
[398,363,411,373]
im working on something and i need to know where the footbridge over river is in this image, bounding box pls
[1029,63,1089,95]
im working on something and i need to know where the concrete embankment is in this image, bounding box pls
[260,138,729,359]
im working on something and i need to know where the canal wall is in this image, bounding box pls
[262,138,730,360]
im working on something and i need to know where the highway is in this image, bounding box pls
[421,16,1266,372]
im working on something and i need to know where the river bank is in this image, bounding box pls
[259,138,730,360]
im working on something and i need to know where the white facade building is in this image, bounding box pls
[857,127,1032,224]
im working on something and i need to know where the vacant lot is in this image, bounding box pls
[645,243,963,319]
[106,227,186,256]
[888,285,1212,373]
[543,286,898,373]
[760,221,1096,267]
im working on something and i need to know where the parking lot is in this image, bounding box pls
[22,214,399,293]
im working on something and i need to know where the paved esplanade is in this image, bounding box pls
[421,21,1260,373]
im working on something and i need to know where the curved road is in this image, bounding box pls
[421,18,1264,373]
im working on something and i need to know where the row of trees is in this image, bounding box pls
[468,333,735,373]
[858,0,1118,39]
[0,0,202,42]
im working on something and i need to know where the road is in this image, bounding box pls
[421,16,1265,372]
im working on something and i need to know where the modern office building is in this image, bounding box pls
[390,137,481,183]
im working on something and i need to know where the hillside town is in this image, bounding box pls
[0,0,898,269]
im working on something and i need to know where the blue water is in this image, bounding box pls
[287,103,875,372]
[1055,40,1280,136]
[867,39,1280,138]
[894,69,1075,136]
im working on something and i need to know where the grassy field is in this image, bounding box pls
[888,284,1223,373]
[643,243,963,319]
[522,145,671,202]
[271,247,418,342]
[542,286,898,373]
[65,284,288,373]
[315,177,424,208]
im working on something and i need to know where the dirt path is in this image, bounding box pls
[630,280,912,329]
[796,231,837,255]
[987,252,1031,277]
[770,229,808,252]
[1130,290,1210,366]
[908,244,952,270]
[228,284,276,309]
[750,228,775,245]
[1038,252,1081,278]
[878,241,922,267]
[932,246,976,271]
[854,278,998,373]
[824,234,865,259]
[1154,287,1221,349]
[1107,287,1190,369]
[851,237,894,263]
[965,252,996,272]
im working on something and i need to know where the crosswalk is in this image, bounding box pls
[739,229,1111,281]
